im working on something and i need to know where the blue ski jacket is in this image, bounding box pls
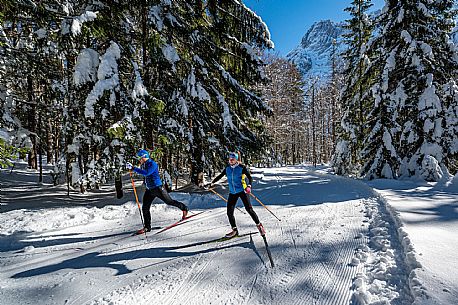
[212,163,252,194]
[133,159,162,189]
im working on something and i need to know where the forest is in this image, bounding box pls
[1,0,457,191]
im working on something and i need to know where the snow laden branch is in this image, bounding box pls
[84,42,121,119]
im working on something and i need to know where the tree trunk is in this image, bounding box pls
[46,117,53,164]
[292,129,297,165]
[27,76,37,169]
[311,84,317,167]
[190,123,204,186]
[66,158,70,197]
[54,117,60,164]
[38,112,43,183]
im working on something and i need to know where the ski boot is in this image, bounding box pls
[256,223,266,236]
[225,227,239,238]
[181,208,189,220]
[136,227,151,235]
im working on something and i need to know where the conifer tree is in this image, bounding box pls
[332,0,374,175]
[433,0,458,175]
[358,2,402,179]
[145,0,274,184]
[394,0,456,180]
[64,0,151,188]
[359,0,458,180]
[0,0,63,171]
[1,0,274,188]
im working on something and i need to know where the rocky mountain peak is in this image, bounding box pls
[286,20,345,79]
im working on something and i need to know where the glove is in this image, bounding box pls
[203,183,213,189]
[126,162,133,170]
[245,185,251,194]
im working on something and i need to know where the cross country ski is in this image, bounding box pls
[152,211,206,235]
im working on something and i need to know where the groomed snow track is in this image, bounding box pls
[0,166,413,305]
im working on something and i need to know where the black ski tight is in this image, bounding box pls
[227,191,260,228]
[142,187,187,229]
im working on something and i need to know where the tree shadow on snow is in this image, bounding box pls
[367,180,458,224]
[399,203,458,224]
[0,230,135,253]
[1,167,136,212]
[10,240,256,279]
[249,169,375,207]
[0,188,130,212]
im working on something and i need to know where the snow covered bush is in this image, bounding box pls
[332,140,352,175]
[419,155,443,182]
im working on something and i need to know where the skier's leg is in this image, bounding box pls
[142,189,155,230]
[227,193,238,228]
[156,187,188,211]
[240,192,260,224]
[240,192,266,235]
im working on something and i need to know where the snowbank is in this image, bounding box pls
[0,203,137,236]
[444,173,458,193]
[369,178,458,305]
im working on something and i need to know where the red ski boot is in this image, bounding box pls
[256,223,266,236]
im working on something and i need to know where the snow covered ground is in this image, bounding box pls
[0,163,456,305]
[368,176,458,305]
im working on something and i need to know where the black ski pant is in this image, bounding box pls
[142,186,188,229]
[227,191,260,229]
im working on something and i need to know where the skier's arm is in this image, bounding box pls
[133,161,157,176]
[242,165,253,186]
[211,168,227,184]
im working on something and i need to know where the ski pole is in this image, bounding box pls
[130,170,147,237]
[208,188,227,202]
[249,192,281,222]
[208,188,246,214]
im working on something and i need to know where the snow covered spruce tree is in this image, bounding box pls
[62,1,150,189]
[359,0,458,180]
[436,1,458,175]
[357,5,403,180]
[332,0,374,176]
[201,0,274,178]
[396,0,458,180]
[146,0,274,184]
[1,0,274,187]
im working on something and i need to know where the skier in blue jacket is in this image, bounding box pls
[127,149,188,234]
[209,152,266,238]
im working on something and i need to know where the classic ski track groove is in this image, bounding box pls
[241,273,258,305]
[199,237,265,304]
[84,230,257,305]
[163,253,212,305]
[162,234,259,305]
[261,199,367,305]
[273,206,332,304]
[72,226,233,305]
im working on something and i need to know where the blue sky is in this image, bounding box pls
[244,0,386,55]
